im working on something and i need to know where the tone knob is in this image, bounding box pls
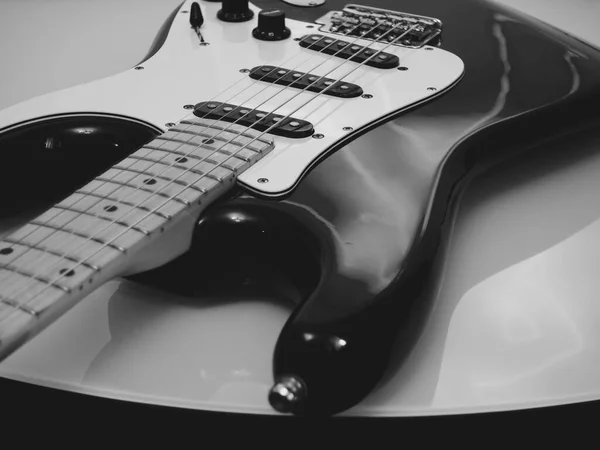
[252,9,291,41]
[217,0,254,23]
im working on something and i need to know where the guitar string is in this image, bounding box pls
[0,21,381,310]
[0,20,417,323]
[0,22,421,324]
[0,20,380,292]
[0,24,372,287]
[0,19,373,265]
[0,21,418,319]
[0,29,354,257]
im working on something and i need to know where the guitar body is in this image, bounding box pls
[1,0,600,417]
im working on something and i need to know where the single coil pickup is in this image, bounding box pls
[249,66,363,98]
[299,34,399,69]
[193,102,314,139]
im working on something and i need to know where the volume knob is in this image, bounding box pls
[217,0,254,23]
[252,9,291,41]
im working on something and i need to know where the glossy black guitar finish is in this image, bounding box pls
[128,0,600,416]
[2,0,600,417]
[257,0,600,415]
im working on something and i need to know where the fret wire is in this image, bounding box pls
[0,24,381,332]
[111,165,198,189]
[164,129,263,152]
[95,176,187,207]
[0,266,70,293]
[30,221,127,253]
[176,120,274,145]
[1,237,99,272]
[52,205,150,236]
[121,156,208,178]
[0,297,37,317]
[143,144,252,163]
[142,142,254,163]
[75,189,173,219]
[127,154,210,175]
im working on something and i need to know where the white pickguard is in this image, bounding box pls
[0,0,464,198]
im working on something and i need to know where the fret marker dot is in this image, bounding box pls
[175,157,188,163]
[202,138,215,145]
[143,178,157,185]
[0,247,13,255]
[104,205,118,212]
[59,268,75,277]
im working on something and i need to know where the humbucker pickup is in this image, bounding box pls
[249,66,363,98]
[299,34,399,69]
[193,101,314,139]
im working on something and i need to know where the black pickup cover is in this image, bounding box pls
[193,102,314,139]
[249,66,363,98]
[299,34,399,69]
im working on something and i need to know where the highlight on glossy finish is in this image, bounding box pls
[268,375,307,414]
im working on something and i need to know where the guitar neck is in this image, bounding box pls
[0,116,274,361]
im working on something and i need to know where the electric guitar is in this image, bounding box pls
[0,0,600,417]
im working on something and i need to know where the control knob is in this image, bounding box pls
[252,9,291,41]
[217,0,254,23]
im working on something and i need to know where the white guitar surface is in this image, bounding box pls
[0,0,600,416]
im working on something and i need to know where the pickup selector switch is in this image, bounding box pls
[217,0,254,23]
[253,9,291,41]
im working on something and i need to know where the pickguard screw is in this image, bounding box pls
[425,47,434,51]
[306,25,314,28]
[294,38,301,41]
[343,127,353,131]
[165,122,176,127]
[181,10,188,13]
[398,66,408,71]
[258,178,269,183]
[183,104,195,109]
[312,133,325,139]
[427,87,437,91]
[240,68,250,73]
[362,94,373,99]
[134,66,144,70]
